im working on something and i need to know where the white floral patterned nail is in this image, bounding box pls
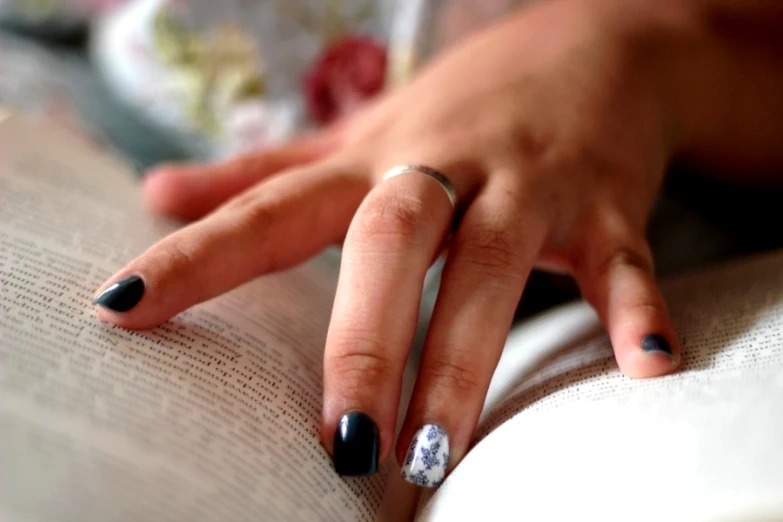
[401,424,449,488]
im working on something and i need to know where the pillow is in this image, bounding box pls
[91,0,530,159]
[0,30,96,136]
[91,0,392,159]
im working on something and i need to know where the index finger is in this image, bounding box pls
[322,166,474,476]
[92,163,366,329]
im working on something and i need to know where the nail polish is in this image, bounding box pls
[92,275,145,312]
[333,412,379,476]
[401,424,449,488]
[641,334,673,357]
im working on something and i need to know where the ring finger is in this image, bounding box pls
[397,175,546,487]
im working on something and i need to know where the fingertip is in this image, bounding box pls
[90,272,166,330]
[321,380,398,476]
[141,162,187,188]
[575,232,683,380]
[142,164,203,219]
[92,305,148,330]
[330,411,381,477]
[615,331,681,379]
[321,401,392,477]
[141,165,177,212]
[395,425,452,473]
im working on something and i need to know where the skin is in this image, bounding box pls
[93,0,783,479]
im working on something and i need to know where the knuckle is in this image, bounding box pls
[222,184,261,211]
[207,192,287,272]
[153,236,212,303]
[223,193,285,253]
[330,335,395,398]
[169,240,200,268]
[631,302,667,321]
[234,197,280,234]
[457,222,521,275]
[158,234,203,271]
[221,183,282,228]
[593,245,651,280]
[511,125,552,163]
[357,196,429,244]
[422,356,482,396]
[623,292,667,319]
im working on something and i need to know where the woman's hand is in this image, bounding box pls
[93,0,686,485]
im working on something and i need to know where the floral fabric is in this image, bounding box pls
[1,0,528,159]
[91,0,394,158]
[90,0,528,159]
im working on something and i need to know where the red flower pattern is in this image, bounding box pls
[303,35,387,125]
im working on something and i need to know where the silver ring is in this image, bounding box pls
[382,164,458,209]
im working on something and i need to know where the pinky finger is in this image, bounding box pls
[574,227,680,379]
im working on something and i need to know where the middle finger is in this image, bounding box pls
[322,164,479,476]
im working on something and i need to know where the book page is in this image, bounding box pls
[417,249,783,522]
[0,114,415,522]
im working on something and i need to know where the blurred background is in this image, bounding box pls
[0,0,527,171]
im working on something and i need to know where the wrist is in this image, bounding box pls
[593,0,783,176]
[587,0,705,148]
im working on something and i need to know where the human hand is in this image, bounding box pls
[92,0,684,486]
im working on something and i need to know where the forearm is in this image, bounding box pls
[600,0,783,181]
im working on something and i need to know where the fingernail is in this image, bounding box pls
[333,412,379,476]
[641,334,673,357]
[401,424,449,488]
[92,275,145,312]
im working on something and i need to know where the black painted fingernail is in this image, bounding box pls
[92,275,145,312]
[333,412,379,476]
[641,334,673,356]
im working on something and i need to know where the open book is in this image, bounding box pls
[2,112,782,522]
